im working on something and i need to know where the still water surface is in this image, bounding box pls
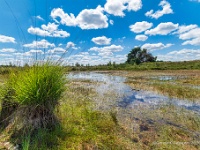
[68,72,200,114]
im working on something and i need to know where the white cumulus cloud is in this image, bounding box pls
[178,27,200,46]
[0,54,12,57]
[0,35,16,43]
[0,48,16,53]
[92,36,111,45]
[14,52,32,57]
[89,44,123,56]
[145,22,179,35]
[41,23,58,32]
[130,21,153,33]
[145,0,173,19]
[51,6,108,30]
[179,27,200,40]
[47,47,66,54]
[76,6,108,29]
[135,35,148,41]
[127,0,143,11]
[157,49,200,61]
[26,50,44,55]
[66,41,78,50]
[141,43,173,51]
[51,8,76,26]
[104,0,142,17]
[28,23,70,38]
[23,39,55,49]
[182,37,200,46]
[28,27,50,37]
[168,49,200,55]
[174,24,198,34]
[104,0,126,17]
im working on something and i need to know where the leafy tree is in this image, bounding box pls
[75,62,81,67]
[126,47,157,65]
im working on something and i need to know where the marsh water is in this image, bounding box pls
[68,72,200,114]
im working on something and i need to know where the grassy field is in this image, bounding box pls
[0,64,200,149]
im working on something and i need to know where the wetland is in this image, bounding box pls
[68,70,200,149]
[0,69,200,149]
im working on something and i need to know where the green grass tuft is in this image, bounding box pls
[0,62,67,145]
[8,62,66,106]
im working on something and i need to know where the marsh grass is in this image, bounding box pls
[1,68,200,149]
[9,62,66,105]
[0,62,67,148]
[139,80,200,101]
[21,133,31,150]
[14,82,137,149]
[177,76,200,86]
[115,103,200,150]
[68,75,200,150]
[122,70,200,101]
[151,82,200,101]
[1,71,138,149]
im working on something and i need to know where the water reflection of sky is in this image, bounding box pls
[68,72,200,114]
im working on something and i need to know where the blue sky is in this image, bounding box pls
[0,0,200,65]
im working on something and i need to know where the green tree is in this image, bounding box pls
[75,62,81,67]
[126,47,157,65]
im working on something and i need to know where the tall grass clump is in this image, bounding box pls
[0,62,66,137]
[10,62,66,106]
